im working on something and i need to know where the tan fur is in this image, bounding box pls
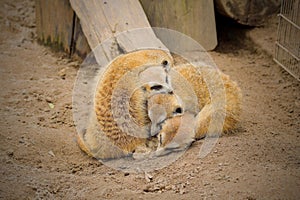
[77,50,175,159]
[158,64,242,148]
[147,93,183,116]
[147,93,183,133]
[156,113,195,156]
[158,116,183,147]
[77,51,242,159]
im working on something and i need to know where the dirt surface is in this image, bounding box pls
[0,0,299,199]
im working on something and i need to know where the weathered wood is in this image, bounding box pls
[140,0,218,51]
[69,0,168,65]
[71,16,90,59]
[215,0,281,26]
[36,0,218,58]
[35,0,90,58]
[35,0,74,53]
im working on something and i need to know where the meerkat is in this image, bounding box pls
[77,49,183,159]
[132,92,185,156]
[156,64,242,151]
[77,51,242,159]
[147,92,183,136]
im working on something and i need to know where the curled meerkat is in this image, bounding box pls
[77,50,182,159]
[77,51,242,160]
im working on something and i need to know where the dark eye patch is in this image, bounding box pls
[150,85,163,90]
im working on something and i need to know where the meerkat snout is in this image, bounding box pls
[147,92,184,137]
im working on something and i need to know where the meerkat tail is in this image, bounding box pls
[77,134,93,157]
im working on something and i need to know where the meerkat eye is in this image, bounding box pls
[162,60,168,66]
[175,107,182,114]
[150,85,163,91]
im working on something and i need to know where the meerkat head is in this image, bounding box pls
[138,65,173,96]
[147,92,184,137]
[128,81,175,129]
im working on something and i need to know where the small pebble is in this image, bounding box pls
[48,150,55,157]
[45,97,52,103]
[6,149,14,157]
[145,172,153,182]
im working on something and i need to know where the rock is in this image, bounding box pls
[143,185,151,192]
[204,182,210,186]
[6,149,14,157]
[165,185,172,191]
[58,68,66,79]
[171,185,176,191]
[48,103,55,109]
[48,150,55,157]
[179,187,186,194]
[45,97,52,103]
[179,184,186,194]
[145,172,153,182]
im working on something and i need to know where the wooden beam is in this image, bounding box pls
[140,0,218,51]
[69,0,168,65]
[35,0,74,53]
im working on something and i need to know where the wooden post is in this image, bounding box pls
[35,0,90,58]
[36,0,218,57]
[35,0,74,53]
[140,0,218,51]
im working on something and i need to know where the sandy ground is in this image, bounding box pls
[0,0,299,199]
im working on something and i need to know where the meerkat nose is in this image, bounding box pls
[174,107,183,114]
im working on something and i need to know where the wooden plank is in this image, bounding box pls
[140,0,218,51]
[35,0,74,53]
[69,0,168,65]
